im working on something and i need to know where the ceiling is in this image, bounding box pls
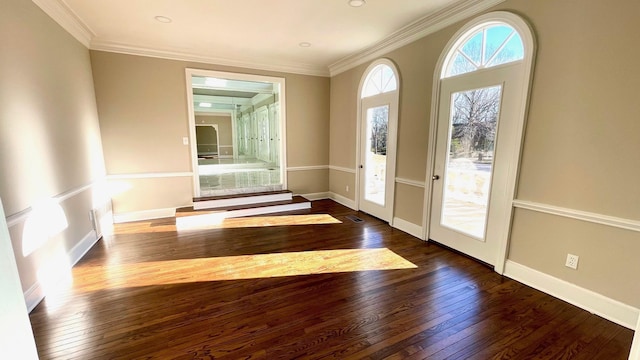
[37,0,504,76]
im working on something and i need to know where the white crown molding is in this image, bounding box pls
[31,0,94,47]
[90,39,330,77]
[328,0,507,76]
[513,199,640,233]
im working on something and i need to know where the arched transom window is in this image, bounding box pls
[361,64,398,98]
[444,23,524,78]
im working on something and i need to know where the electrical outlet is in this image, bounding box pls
[182,137,189,145]
[346,185,349,192]
[565,254,579,269]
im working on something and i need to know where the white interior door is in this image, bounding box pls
[429,64,523,265]
[359,92,397,222]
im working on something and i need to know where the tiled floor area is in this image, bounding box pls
[197,158,282,196]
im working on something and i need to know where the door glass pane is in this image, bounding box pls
[441,85,502,239]
[364,105,389,206]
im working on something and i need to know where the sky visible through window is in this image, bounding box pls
[445,24,524,78]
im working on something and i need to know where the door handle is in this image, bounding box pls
[432,175,440,180]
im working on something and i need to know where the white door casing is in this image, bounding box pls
[356,59,400,223]
[423,12,536,273]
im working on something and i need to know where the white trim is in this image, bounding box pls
[356,59,400,222]
[176,201,311,230]
[286,165,329,172]
[299,192,330,201]
[193,192,292,210]
[329,192,357,210]
[6,182,95,228]
[106,172,193,180]
[513,200,640,233]
[91,40,329,77]
[113,208,176,224]
[186,68,288,196]
[328,0,507,76]
[423,12,537,274]
[392,217,424,239]
[395,177,426,188]
[25,230,100,312]
[31,0,94,47]
[504,260,639,330]
[329,165,357,174]
[24,281,44,314]
[630,317,640,360]
[219,145,233,148]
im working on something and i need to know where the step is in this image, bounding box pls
[193,190,292,210]
[176,196,311,230]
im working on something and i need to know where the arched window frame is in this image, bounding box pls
[442,21,525,78]
[423,11,536,274]
[355,58,400,221]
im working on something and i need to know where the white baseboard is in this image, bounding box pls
[392,217,423,239]
[504,260,639,330]
[630,317,640,360]
[194,192,292,210]
[176,201,311,230]
[25,230,100,312]
[300,192,330,201]
[113,208,176,223]
[329,192,357,210]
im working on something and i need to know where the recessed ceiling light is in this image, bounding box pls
[299,42,312,48]
[198,102,212,108]
[348,0,366,7]
[154,16,172,23]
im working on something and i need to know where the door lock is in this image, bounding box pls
[432,175,440,180]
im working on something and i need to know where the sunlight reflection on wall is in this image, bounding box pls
[22,198,68,257]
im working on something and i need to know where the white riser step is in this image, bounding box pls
[194,192,292,210]
[177,201,311,230]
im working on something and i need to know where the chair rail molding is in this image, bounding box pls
[513,199,640,233]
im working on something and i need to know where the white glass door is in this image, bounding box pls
[430,65,521,265]
[359,92,397,221]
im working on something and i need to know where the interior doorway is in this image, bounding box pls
[185,69,287,198]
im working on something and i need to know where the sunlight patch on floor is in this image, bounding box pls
[73,248,417,292]
[177,214,342,231]
[114,214,342,234]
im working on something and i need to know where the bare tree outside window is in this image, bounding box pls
[369,106,388,155]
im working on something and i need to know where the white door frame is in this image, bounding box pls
[355,59,400,223]
[185,68,287,198]
[422,11,536,274]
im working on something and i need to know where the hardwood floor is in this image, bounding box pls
[29,200,633,359]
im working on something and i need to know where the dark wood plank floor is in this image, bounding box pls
[29,200,633,359]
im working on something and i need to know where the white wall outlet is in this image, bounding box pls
[182,137,189,145]
[346,185,349,192]
[565,254,579,269]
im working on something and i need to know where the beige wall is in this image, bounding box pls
[195,114,233,156]
[91,51,330,213]
[287,169,329,196]
[0,0,105,294]
[329,0,640,308]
